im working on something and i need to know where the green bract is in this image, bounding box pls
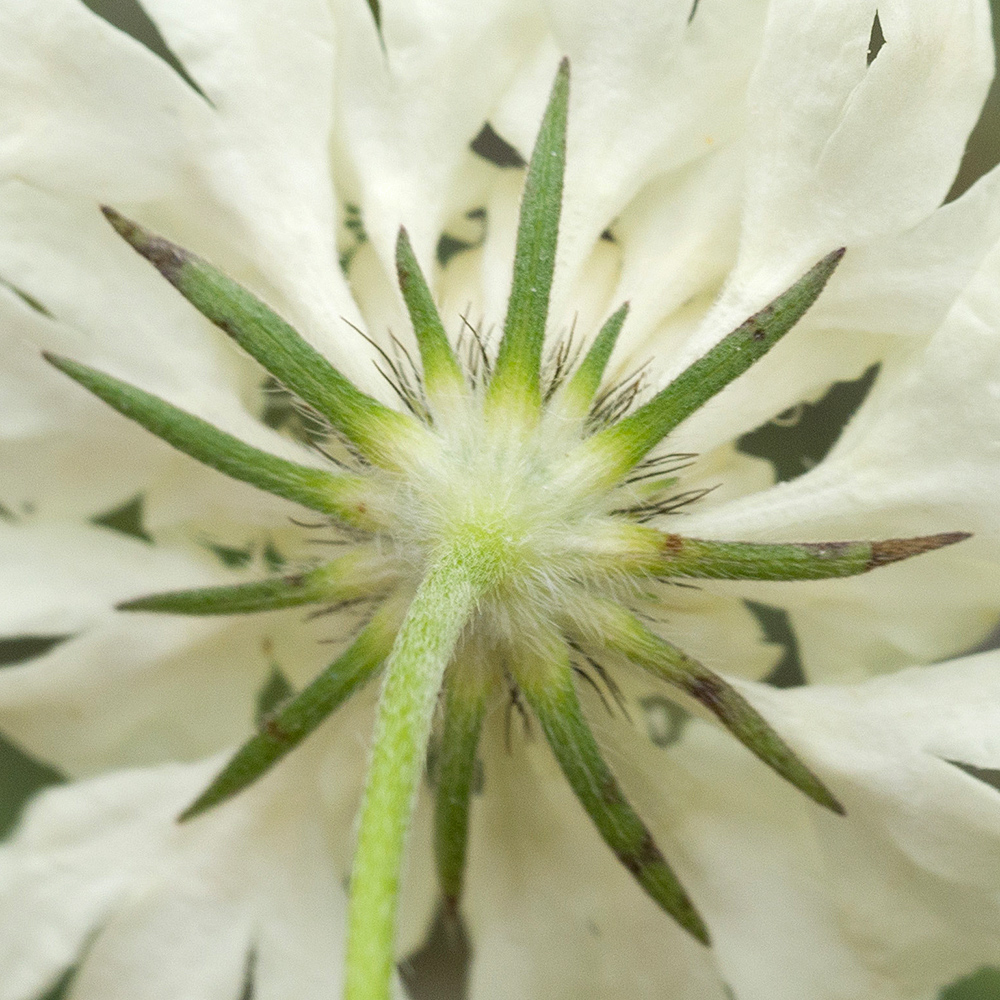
[47,62,970,1000]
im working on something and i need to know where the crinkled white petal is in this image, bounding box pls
[0,680,422,1000]
[0,290,167,517]
[669,160,1000,457]
[0,275,309,529]
[470,0,994,446]
[0,181,360,541]
[0,521,219,636]
[0,0,210,203]
[0,1,386,398]
[733,652,1000,996]
[805,163,1000,340]
[331,0,535,272]
[462,717,728,1000]
[604,651,1000,998]
[640,586,781,683]
[0,749,355,1000]
[0,757,232,1000]
[68,887,252,1000]
[642,728,920,999]
[0,614,256,777]
[738,0,992,297]
[0,182,351,465]
[682,231,1000,677]
[649,0,992,444]
[0,521,341,775]
[487,1,766,328]
[608,143,743,376]
[134,0,388,389]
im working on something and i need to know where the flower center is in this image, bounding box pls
[368,396,625,632]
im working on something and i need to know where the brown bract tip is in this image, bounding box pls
[101,205,190,284]
[869,531,972,569]
[100,205,142,244]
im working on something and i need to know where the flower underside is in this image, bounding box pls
[47,60,969,1000]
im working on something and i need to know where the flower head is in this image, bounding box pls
[1,1,1000,998]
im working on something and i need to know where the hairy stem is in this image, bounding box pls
[345,548,492,1000]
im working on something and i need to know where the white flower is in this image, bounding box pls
[0,1,999,998]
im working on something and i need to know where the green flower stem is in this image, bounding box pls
[576,598,843,814]
[551,302,629,421]
[395,227,466,405]
[611,526,972,581]
[45,352,373,526]
[487,59,569,420]
[579,248,845,487]
[346,545,496,1000]
[434,664,488,912]
[102,207,429,470]
[515,638,709,944]
[117,546,397,615]
[180,597,404,821]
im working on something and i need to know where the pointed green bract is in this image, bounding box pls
[395,227,465,403]
[118,547,396,615]
[516,640,709,945]
[346,548,491,1000]
[487,59,570,418]
[102,207,426,469]
[584,601,843,814]
[45,353,370,524]
[582,249,845,484]
[434,667,487,912]
[553,302,629,421]
[622,529,972,582]
[180,599,402,822]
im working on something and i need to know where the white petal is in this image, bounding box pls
[732,653,1000,995]
[68,888,252,1000]
[0,0,209,202]
[133,0,386,391]
[629,723,909,999]
[0,603,345,778]
[0,521,216,635]
[651,0,993,450]
[0,0,385,399]
[0,522,340,775]
[641,586,782,683]
[740,0,992,285]
[0,759,222,1000]
[806,163,1000,340]
[669,163,1000,457]
[0,724,386,1000]
[463,718,727,1000]
[0,271,313,530]
[331,0,535,273]
[489,1,768,327]
[0,615,248,776]
[608,143,743,376]
[0,182,349,465]
[0,290,163,516]
[682,233,1000,677]
[606,653,1000,998]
